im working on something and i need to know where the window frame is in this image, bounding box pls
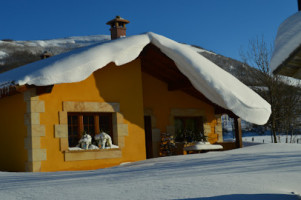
[55,102,128,161]
[67,112,114,147]
[174,116,204,142]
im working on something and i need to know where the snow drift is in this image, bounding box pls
[0,143,300,200]
[0,32,271,125]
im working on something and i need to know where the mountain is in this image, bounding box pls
[0,35,255,85]
[0,35,110,73]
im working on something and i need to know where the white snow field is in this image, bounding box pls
[0,143,300,200]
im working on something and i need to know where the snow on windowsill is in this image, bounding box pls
[68,144,119,152]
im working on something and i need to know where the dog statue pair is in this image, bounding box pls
[78,131,112,150]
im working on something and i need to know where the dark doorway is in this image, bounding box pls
[144,116,153,159]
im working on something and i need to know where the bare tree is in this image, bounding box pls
[240,36,301,143]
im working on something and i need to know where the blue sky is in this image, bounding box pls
[0,0,297,61]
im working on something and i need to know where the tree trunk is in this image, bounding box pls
[234,117,243,148]
[286,129,289,143]
[271,120,277,143]
[290,130,294,143]
[271,102,278,143]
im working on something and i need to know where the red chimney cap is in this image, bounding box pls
[106,16,130,25]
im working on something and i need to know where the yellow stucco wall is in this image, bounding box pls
[38,59,146,172]
[0,55,224,172]
[15,57,221,172]
[141,72,219,143]
[0,93,27,172]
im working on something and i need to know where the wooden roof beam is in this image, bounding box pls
[168,80,192,91]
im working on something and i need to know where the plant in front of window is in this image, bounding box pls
[78,131,92,150]
[160,132,176,156]
[199,132,208,143]
[94,130,113,149]
[175,129,193,143]
[175,129,207,143]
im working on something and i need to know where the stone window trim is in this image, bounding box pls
[54,101,128,161]
[214,114,223,142]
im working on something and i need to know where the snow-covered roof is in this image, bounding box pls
[270,12,301,77]
[0,32,271,125]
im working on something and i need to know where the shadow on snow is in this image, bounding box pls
[176,193,300,200]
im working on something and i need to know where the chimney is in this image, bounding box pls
[106,16,130,40]
[40,51,52,59]
[299,0,301,11]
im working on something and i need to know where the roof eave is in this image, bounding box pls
[0,84,53,99]
[273,45,301,79]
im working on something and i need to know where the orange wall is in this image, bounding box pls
[39,59,146,171]
[0,93,27,172]
[0,58,220,172]
[142,72,217,138]
[31,58,218,172]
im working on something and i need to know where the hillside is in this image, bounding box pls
[0,35,255,85]
[0,35,110,73]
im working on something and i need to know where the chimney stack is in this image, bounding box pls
[106,16,130,40]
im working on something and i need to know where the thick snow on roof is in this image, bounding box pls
[270,12,301,73]
[0,32,271,125]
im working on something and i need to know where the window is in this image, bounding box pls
[174,117,204,142]
[67,112,113,147]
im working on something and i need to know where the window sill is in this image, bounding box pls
[64,148,122,161]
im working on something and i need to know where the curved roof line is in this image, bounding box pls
[0,32,271,125]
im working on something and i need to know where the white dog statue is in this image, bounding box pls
[78,133,92,150]
[95,131,112,149]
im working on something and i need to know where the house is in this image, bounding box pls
[0,16,271,172]
[270,8,301,79]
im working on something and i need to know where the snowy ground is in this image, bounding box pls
[224,131,301,144]
[243,135,301,144]
[0,143,300,200]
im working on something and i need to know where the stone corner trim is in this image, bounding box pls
[28,149,47,162]
[23,88,46,172]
